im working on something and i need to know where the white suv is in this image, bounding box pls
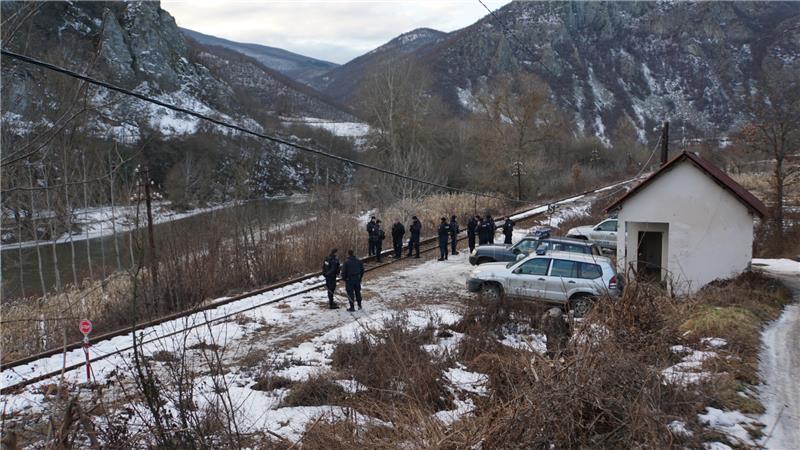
[466,251,621,317]
[566,218,618,250]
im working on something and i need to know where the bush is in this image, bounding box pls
[280,375,345,407]
[329,319,453,415]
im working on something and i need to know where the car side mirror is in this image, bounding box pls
[512,247,520,254]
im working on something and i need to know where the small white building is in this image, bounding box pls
[606,151,767,294]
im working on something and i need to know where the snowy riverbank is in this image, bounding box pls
[1,194,308,251]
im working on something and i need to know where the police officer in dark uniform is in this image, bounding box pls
[449,215,459,255]
[487,214,496,244]
[391,218,405,258]
[502,217,515,245]
[437,217,450,261]
[341,250,364,311]
[467,215,479,252]
[478,216,490,245]
[366,216,377,256]
[407,216,421,258]
[321,248,341,309]
[370,220,386,262]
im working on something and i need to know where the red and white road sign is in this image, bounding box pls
[79,319,92,336]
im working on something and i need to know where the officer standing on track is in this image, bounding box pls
[487,214,496,244]
[502,217,515,245]
[366,216,377,256]
[391,218,405,258]
[408,216,421,258]
[449,215,459,255]
[467,214,478,252]
[341,249,364,311]
[371,220,386,262]
[321,248,341,309]
[477,216,490,245]
[437,217,450,261]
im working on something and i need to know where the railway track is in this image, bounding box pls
[0,179,634,395]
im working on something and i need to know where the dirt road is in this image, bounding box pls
[759,273,800,449]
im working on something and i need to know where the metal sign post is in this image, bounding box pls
[79,319,93,383]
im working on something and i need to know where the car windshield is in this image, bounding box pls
[595,220,618,232]
[512,239,537,253]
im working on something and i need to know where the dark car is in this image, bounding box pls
[468,236,602,265]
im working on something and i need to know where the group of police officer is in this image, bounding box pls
[321,214,515,311]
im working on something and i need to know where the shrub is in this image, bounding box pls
[329,319,452,415]
[280,375,345,407]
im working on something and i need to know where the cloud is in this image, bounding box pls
[161,0,510,64]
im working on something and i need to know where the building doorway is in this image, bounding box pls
[637,231,663,282]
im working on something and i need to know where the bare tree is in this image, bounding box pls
[738,67,800,235]
[476,72,562,199]
[357,61,445,202]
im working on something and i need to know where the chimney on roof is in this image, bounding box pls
[660,121,669,165]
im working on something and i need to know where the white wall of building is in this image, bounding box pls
[615,161,755,295]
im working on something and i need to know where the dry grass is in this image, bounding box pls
[729,171,774,199]
[1,214,363,361]
[380,193,507,235]
[291,272,790,449]
[280,375,345,407]
[329,319,453,417]
[0,273,132,363]
[684,271,792,351]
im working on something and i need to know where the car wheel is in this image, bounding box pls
[480,283,502,301]
[568,235,588,240]
[477,257,493,265]
[570,294,595,318]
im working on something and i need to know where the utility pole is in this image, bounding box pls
[660,121,670,165]
[142,168,158,288]
[512,160,523,201]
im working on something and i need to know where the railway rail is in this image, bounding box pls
[0,179,634,394]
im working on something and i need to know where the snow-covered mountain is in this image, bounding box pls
[0,1,356,199]
[181,27,339,85]
[311,1,800,143]
[426,1,800,143]
[310,28,448,104]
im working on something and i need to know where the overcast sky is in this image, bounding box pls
[161,0,510,64]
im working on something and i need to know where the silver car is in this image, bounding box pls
[566,218,618,250]
[466,251,621,317]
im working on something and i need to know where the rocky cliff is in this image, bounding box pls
[316,1,800,144]
[1,1,355,199]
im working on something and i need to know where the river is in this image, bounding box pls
[1,197,308,301]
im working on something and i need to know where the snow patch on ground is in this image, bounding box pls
[668,419,693,437]
[662,349,716,385]
[752,258,800,274]
[445,366,488,396]
[698,407,759,447]
[758,274,800,449]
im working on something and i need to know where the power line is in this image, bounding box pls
[1,48,528,204]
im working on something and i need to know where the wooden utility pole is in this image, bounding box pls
[660,121,670,165]
[512,160,523,201]
[142,168,158,287]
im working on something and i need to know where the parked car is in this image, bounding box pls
[566,218,618,250]
[468,236,602,265]
[466,251,621,317]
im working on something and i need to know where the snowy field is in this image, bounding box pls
[281,116,371,148]
[4,185,793,448]
[1,193,590,444]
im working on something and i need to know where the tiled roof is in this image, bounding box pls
[605,151,767,218]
